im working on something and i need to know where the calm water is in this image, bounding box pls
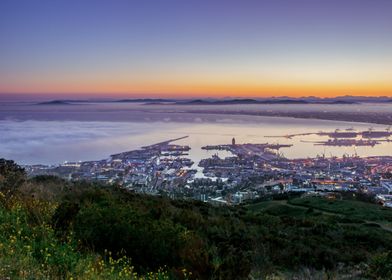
[0,102,391,165]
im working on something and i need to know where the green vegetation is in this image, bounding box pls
[1,159,392,279]
[0,196,178,279]
[289,196,392,226]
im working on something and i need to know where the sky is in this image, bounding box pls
[0,0,392,99]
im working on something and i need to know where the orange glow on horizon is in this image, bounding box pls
[1,81,391,98]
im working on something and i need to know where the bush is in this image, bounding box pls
[0,158,26,195]
[2,170,392,279]
[366,252,392,279]
[73,200,186,271]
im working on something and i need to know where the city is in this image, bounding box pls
[2,0,392,278]
[26,135,392,207]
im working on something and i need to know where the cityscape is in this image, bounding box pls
[26,129,392,207]
[1,0,392,278]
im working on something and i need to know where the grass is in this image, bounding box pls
[289,196,392,224]
[248,200,306,216]
[246,199,319,218]
[245,199,286,212]
[246,195,392,233]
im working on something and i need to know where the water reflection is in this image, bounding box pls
[0,117,391,166]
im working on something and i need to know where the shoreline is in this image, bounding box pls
[180,109,392,126]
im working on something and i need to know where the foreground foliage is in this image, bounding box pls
[1,160,392,279]
[0,195,176,279]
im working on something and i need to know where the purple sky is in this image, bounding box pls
[1,0,392,99]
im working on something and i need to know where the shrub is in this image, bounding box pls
[0,158,26,196]
[366,252,392,279]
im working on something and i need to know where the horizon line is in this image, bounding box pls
[1,93,392,102]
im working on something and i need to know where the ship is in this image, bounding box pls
[313,139,379,147]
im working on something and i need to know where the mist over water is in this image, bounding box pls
[0,102,391,165]
[1,102,392,122]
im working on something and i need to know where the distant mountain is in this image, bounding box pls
[326,100,357,104]
[35,96,392,106]
[176,99,210,105]
[175,99,257,105]
[172,97,383,105]
[220,98,261,104]
[175,98,310,105]
[328,96,392,103]
[36,100,73,105]
[259,99,309,104]
[115,98,175,103]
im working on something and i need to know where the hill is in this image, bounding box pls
[1,159,392,279]
[36,100,73,105]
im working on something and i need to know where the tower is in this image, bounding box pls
[232,137,236,146]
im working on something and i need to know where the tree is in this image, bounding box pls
[0,158,26,195]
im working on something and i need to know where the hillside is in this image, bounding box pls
[1,159,392,279]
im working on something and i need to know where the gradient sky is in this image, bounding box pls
[1,0,392,99]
